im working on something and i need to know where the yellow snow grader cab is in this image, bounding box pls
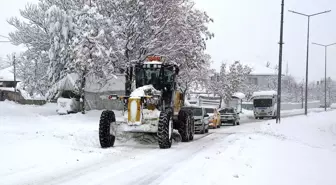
[99,56,195,149]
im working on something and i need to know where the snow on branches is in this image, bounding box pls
[8,0,214,98]
[208,61,252,103]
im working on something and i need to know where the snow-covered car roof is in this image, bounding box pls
[232,92,245,99]
[252,90,277,98]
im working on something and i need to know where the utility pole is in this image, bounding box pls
[13,55,16,93]
[276,0,285,124]
[13,54,17,103]
[312,42,336,111]
[301,84,304,109]
[288,9,331,115]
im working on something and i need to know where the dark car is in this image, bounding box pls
[219,107,240,126]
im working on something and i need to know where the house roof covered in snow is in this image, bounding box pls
[247,63,277,76]
[0,67,21,82]
[252,90,277,98]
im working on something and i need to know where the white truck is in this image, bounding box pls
[251,90,277,119]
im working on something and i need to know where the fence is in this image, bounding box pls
[84,91,125,111]
[242,101,321,110]
[18,99,46,105]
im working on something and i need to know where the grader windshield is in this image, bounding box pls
[134,63,176,91]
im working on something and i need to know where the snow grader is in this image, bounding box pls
[99,56,195,149]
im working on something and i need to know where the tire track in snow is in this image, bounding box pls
[105,133,228,185]
[7,133,213,185]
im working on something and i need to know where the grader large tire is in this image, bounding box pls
[189,115,195,141]
[158,111,172,149]
[99,110,116,148]
[178,109,191,142]
[186,110,195,141]
[183,109,195,141]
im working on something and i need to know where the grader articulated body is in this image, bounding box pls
[99,56,195,149]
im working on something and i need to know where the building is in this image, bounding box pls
[0,67,22,101]
[246,63,278,90]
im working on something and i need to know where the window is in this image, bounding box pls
[249,77,258,85]
[182,107,202,116]
[253,99,272,107]
[220,108,234,114]
[205,108,214,114]
[135,66,174,90]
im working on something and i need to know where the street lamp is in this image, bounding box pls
[288,9,331,115]
[312,42,336,111]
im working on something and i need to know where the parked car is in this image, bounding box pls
[182,106,209,134]
[219,107,240,126]
[204,107,221,129]
[56,91,81,115]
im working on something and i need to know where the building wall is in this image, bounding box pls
[246,75,277,90]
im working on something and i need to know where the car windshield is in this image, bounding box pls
[183,107,202,116]
[205,108,214,114]
[253,99,273,107]
[220,108,234,114]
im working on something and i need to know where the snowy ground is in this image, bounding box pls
[1,101,336,185]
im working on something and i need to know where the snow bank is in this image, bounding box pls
[0,100,121,184]
[162,111,336,185]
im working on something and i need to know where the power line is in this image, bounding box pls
[0,35,10,39]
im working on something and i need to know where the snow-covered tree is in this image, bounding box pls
[8,0,214,104]
[177,52,212,94]
[9,51,49,97]
[7,1,77,97]
[97,0,214,66]
[45,5,77,85]
[209,61,252,103]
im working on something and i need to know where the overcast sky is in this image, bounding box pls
[1,0,336,82]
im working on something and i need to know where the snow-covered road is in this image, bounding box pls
[1,101,336,185]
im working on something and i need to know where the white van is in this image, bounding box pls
[251,91,277,119]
